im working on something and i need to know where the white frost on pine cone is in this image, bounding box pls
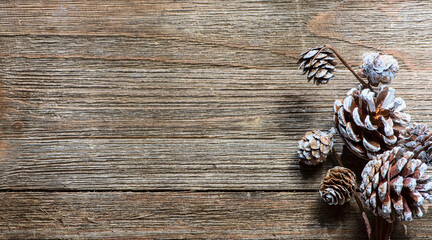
[320,188,339,205]
[359,52,399,87]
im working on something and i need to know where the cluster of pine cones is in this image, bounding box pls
[298,46,432,224]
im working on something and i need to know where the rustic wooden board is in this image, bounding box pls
[1,1,432,190]
[1,65,431,190]
[1,0,432,239]
[1,191,428,239]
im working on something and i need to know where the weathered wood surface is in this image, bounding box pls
[1,0,432,239]
[0,191,426,240]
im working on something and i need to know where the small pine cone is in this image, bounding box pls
[358,52,399,87]
[399,123,432,165]
[320,166,357,205]
[298,46,337,85]
[360,147,432,222]
[298,128,336,166]
[334,84,411,160]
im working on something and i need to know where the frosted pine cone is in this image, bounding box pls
[298,128,336,166]
[334,84,410,160]
[320,166,357,205]
[399,123,432,165]
[358,52,399,87]
[360,147,432,222]
[298,46,336,85]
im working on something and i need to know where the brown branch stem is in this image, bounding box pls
[331,147,344,167]
[375,216,392,240]
[376,216,383,240]
[355,195,373,240]
[331,147,372,240]
[316,45,373,91]
[382,220,393,240]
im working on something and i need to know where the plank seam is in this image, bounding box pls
[0,189,319,193]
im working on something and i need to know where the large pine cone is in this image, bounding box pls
[360,147,432,222]
[334,84,411,160]
[298,46,336,85]
[298,128,336,166]
[358,52,399,87]
[320,166,357,205]
[399,123,432,165]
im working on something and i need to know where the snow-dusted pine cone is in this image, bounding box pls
[399,123,432,165]
[320,166,357,205]
[298,128,336,166]
[358,52,399,87]
[360,147,432,222]
[298,46,336,85]
[334,84,411,160]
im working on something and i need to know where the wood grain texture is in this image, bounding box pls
[1,191,428,240]
[1,0,432,239]
[1,16,432,191]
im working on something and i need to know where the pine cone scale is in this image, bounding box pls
[378,181,388,201]
[379,132,397,145]
[363,137,381,153]
[302,49,319,59]
[345,135,367,156]
[346,122,361,142]
[391,176,403,195]
[307,68,319,79]
[337,107,347,127]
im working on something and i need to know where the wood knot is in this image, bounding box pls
[11,121,24,132]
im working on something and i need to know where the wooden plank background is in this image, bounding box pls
[1,0,432,239]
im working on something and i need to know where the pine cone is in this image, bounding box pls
[320,166,357,205]
[298,128,336,166]
[334,84,411,160]
[360,147,432,222]
[399,123,432,165]
[298,46,337,85]
[358,52,399,87]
